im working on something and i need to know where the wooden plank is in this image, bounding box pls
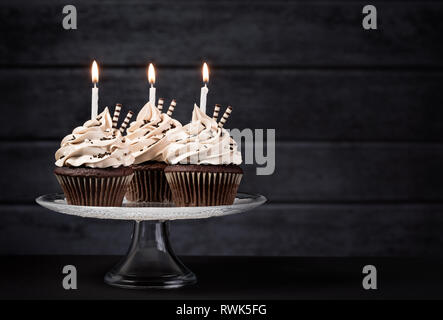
[2,68,443,141]
[2,204,443,256]
[2,141,443,203]
[1,1,442,66]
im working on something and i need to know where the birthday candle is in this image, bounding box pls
[91,60,99,119]
[199,62,209,113]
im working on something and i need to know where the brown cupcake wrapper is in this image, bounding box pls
[55,173,134,207]
[165,171,243,207]
[125,167,172,203]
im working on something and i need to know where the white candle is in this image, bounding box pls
[200,84,208,114]
[200,62,209,113]
[91,84,98,119]
[149,85,156,106]
[91,60,99,119]
[148,63,156,106]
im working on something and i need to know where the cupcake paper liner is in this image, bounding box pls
[126,167,172,203]
[165,171,243,207]
[55,174,134,206]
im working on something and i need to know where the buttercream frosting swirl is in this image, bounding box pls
[164,104,242,165]
[126,101,182,164]
[55,107,135,168]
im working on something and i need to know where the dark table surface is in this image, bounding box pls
[0,256,442,300]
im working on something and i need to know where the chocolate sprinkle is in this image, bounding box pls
[96,152,111,159]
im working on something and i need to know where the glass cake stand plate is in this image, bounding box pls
[36,192,266,289]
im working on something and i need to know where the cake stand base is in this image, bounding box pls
[36,192,267,290]
[104,221,196,289]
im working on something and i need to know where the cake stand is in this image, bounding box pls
[36,192,266,289]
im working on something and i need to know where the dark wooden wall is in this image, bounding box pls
[1,0,443,256]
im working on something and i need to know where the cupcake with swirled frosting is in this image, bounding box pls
[163,104,243,206]
[125,100,182,203]
[54,107,135,206]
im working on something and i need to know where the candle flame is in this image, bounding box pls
[203,62,209,83]
[91,60,99,84]
[148,63,156,85]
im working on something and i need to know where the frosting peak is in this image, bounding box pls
[126,101,182,164]
[163,104,242,165]
[55,107,135,168]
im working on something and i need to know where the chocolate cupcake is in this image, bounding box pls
[54,107,135,206]
[163,105,243,206]
[125,100,182,202]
